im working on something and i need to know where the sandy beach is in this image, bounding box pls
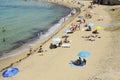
[0,0,120,80]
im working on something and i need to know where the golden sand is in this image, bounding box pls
[0,0,120,80]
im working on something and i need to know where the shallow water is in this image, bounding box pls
[0,0,71,57]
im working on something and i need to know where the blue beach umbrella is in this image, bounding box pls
[52,37,61,42]
[62,35,69,38]
[64,29,73,33]
[2,67,19,77]
[78,51,90,58]
[78,16,83,18]
[87,23,94,27]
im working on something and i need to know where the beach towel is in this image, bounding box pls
[61,43,70,48]
[70,60,84,67]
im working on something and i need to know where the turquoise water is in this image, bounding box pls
[0,0,71,56]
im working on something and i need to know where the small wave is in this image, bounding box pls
[38,12,71,40]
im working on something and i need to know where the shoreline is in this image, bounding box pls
[0,0,81,72]
[0,1,72,58]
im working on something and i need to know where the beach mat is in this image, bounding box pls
[70,60,84,67]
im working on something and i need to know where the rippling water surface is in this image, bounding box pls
[0,0,71,56]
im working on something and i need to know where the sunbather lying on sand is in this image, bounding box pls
[64,38,70,43]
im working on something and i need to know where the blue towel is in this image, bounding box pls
[70,60,84,67]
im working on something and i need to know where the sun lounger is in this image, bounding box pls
[61,43,70,48]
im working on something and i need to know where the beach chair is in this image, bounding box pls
[61,43,70,48]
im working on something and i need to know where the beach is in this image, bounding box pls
[0,0,120,80]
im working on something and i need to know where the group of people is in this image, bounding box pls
[33,1,101,66]
[77,18,86,24]
[80,2,101,41]
[82,25,91,31]
[69,18,85,32]
[82,29,100,41]
[69,23,80,32]
[85,13,92,19]
[49,37,70,49]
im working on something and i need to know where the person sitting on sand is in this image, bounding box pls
[92,29,99,37]
[77,24,80,30]
[82,26,91,31]
[93,29,98,33]
[49,43,53,49]
[83,58,86,65]
[82,18,86,23]
[64,38,69,43]
[74,57,82,65]
[58,40,62,47]
[49,43,57,49]
[38,45,43,53]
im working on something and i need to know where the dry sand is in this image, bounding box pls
[0,0,120,80]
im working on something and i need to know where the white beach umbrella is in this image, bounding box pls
[52,37,61,42]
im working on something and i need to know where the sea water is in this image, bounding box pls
[0,0,71,58]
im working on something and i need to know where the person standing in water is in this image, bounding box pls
[2,27,6,33]
[2,27,6,42]
[3,38,6,42]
